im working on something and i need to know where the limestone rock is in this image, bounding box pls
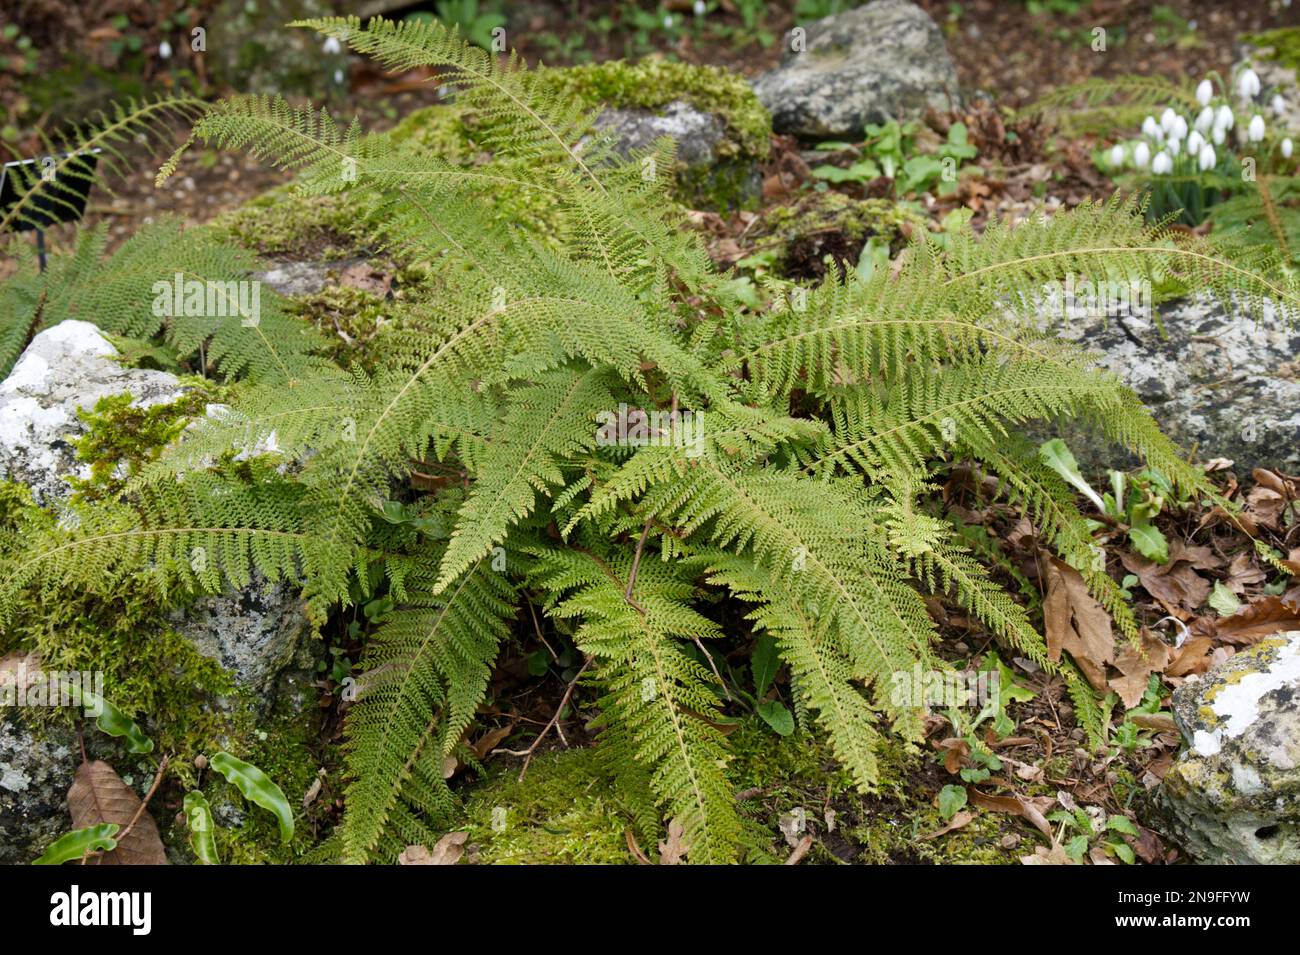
[1053,294,1300,473]
[753,0,961,138]
[0,320,186,505]
[1156,631,1300,864]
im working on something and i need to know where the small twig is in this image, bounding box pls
[515,657,592,782]
[525,596,560,662]
[116,754,170,847]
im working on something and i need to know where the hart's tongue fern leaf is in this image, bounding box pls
[4,16,1300,863]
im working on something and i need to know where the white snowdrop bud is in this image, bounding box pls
[1215,104,1235,130]
[1248,114,1266,142]
[1272,94,1288,115]
[663,14,674,28]
[1133,141,1151,168]
[1195,106,1215,133]
[1109,144,1125,166]
[1237,67,1261,101]
[1198,143,1217,171]
[694,0,706,15]
[1196,78,1213,106]
[1152,151,1172,174]
[1142,116,1160,138]
[1283,138,1295,159]
[159,40,173,59]
[1167,138,1181,157]
[323,36,342,55]
[1212,125,1226,145]
[1172,115,1189,140]
[1160,108,1177,133]
[1187,131,1204,154]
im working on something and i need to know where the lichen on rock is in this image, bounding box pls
[1156,631,1300,864]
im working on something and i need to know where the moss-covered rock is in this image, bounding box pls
[388,58,772,212]
[1156,631,1300,864]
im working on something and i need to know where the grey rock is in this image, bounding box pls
[0,320,187,505]
[1156,631,1300,864]
[594,101,762,210]
[1052,294,1300,473]
[172,577,318,712]
[0,323,318,859]
[753,0,961,139]
[0,712,77,864]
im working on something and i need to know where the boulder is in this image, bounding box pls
[0,323,317,861]
[1156,631,1300,864]
[1053,294,1300,473]
[753,0,961,139]
[594,101,762,209]
[0,320,186,505]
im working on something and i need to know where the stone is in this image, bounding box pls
[0,322,318,860]
[0,320,187,505]
[1051,294,1300,474]
[1156,631,1300,864]
[753,0,961,139]
[171,577,318,712]
[594,101,761,209]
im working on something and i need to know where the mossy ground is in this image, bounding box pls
[453,719,1026,865]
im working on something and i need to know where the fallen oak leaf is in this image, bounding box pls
[399,831,467,865]
[968,789,1053,839]
[68,761,167,865]
[919,810,974,840]
[1042,556,1114,689]
[1194,594,1300,645]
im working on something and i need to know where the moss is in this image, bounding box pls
[450,718,1026,864]
[536,59,772,162]
[69,384,221,502]
[753,193,928,279]
[1242,28,1300,73]
[210,187,385,259]
[459,747,637,864]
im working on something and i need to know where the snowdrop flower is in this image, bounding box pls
[1171,115,1188,141]
[1248,114,1266,142]
[694,0,706,15]
[1238,68,1261,101]
[323,36,342,55]
[1272,94,1288,115]
[1282,138,1294,158]
[159,40,173,59]
[1142,115,1160,138]
[1195,106,1215,133]
[663,14,674,28]
[1215,104,1235,131]
[1152,151,1172,174]
[1187,130,1204,154]
[1196,78,1214,106]
[1212,125,1226,145]
[1109,144,1126,166]
[1160,107,1177,133]
[1198,143,1217,171]
[1133,141,1151,168]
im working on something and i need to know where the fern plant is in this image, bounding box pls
[3,18,1299,864]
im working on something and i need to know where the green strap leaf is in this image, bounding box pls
[64,682,154,754]
[210,752,294,843]
[33,824,120,865]
[183,791,221,864]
